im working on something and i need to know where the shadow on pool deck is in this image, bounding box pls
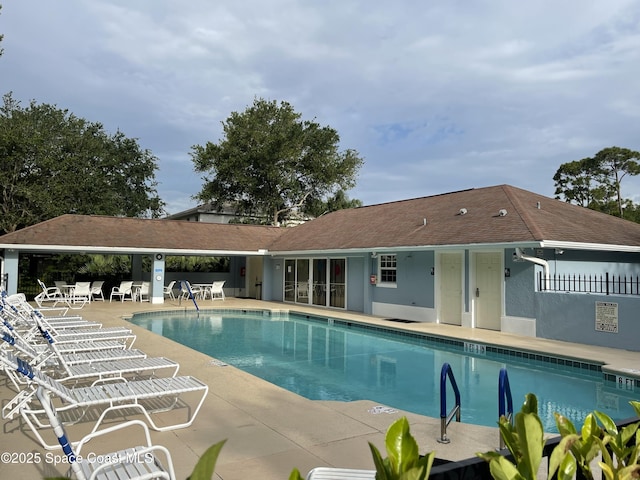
[1,297,639,479]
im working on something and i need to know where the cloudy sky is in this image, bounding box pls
[2,1,639,214]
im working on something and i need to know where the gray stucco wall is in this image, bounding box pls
[505,251,536,319]
[535,292,640,351]
[370,251,435,308]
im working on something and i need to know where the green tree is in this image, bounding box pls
[554,147,640,219]
[0,93,165,234]
[0,4,4,58]
[304,189,363,218]
[191,98,364,225]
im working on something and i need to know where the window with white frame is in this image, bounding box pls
[379,254,397,285]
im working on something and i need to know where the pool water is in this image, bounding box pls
[129,310,639,432]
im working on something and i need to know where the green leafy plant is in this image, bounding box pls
[369,416,435,480]
[187,439,226,480]
[478,393,543,480]
[553,411,601,479]
[481,394,640,480]
[290,416,435,480]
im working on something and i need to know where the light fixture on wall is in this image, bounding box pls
[504,268,511,277]
[430,267,435,276]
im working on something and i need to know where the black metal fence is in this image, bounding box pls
[538,272,640,296]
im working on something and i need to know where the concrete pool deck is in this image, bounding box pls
[1,297,639,479]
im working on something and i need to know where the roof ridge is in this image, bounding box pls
[502,185,544,240]
[358,187,477,209]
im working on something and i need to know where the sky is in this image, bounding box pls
[2,1,640,215]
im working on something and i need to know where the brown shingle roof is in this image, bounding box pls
[0,215,284,253]
[2,186,640,254]
[269,185,640,251]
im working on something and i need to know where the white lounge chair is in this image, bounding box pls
[1,325,178,384]
[2,351,209,450]
[34,279,64,308]
[306,467,376,480]
[35,386,177,480]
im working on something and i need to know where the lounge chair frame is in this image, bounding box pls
[1,352,208,451]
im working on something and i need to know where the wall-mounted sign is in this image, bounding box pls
[595,301,618,333]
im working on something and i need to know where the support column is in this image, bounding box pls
[151,254,166,304]
[3,250,19,295]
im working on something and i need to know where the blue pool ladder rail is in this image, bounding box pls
[178,280,200,312]
[498,367,514,450]
[438,362,461,444]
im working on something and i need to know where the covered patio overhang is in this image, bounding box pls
[0,214,283,302]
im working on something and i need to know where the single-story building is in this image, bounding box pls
[2,184,640,350]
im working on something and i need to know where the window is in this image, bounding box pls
[379,254,397,284]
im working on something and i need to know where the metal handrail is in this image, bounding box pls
[438,362,461,443]
[498,367,514,449]
[179,280,200,311]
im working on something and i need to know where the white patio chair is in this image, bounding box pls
[67,282,91,308]
[90,280,105,301]
[36,386,177,480]
[180,281,203,300]
[136,281,150,302]
[2,351,209,451]
[163,280,176,300]
[207,280,226,301]
[110,281,134,302]
[296,281,310,301]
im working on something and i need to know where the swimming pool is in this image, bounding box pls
[129,309,639,432]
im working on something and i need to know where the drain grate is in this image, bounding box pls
[368,405,398,415]
[386,318,418,324]
[208,359,228,367]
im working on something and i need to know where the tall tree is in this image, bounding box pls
[0,93,165,234]
[191,98,364,225]
[304,189,363,218]
[0,4,4,58]
[554,147,640,218]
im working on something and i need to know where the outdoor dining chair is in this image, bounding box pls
[90,280,105,301]
[110,281,134,302]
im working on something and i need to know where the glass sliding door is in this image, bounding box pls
[284,259,295,302]
[283,257,346,308]
[312,258,327,306]
[329,258,346,308]
[296,259,310,304]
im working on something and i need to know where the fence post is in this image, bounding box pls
[606,272,609,295]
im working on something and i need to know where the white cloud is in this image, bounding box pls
[2,0,640,214]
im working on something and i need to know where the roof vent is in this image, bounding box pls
[459,208,467,215]
[536,202,541,209]
[498,209,508,217]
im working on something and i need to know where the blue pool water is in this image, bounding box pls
[129,310,639,432]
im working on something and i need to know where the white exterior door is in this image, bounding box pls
[439,253,463,325]
[474,252,502,331]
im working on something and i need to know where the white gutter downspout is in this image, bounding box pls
[514,248,550,290]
